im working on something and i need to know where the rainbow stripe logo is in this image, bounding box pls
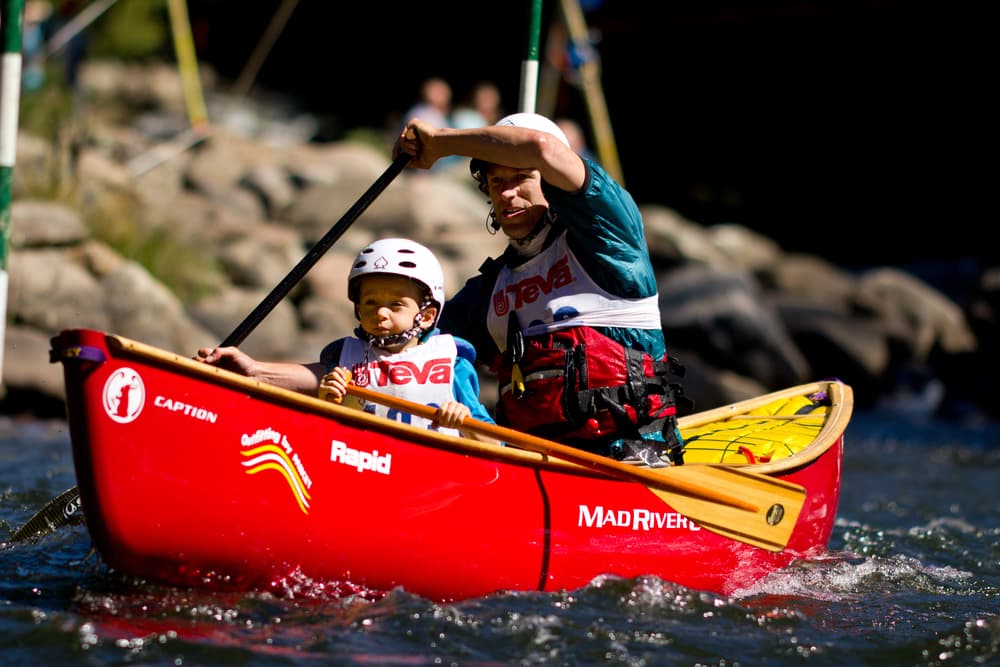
[241,443,312,514]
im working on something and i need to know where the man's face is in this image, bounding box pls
[485,164,549,240]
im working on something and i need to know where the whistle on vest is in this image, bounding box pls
[506,312,528,399]
[511,362,527,399]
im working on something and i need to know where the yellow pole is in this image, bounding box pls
[166,0,208,132]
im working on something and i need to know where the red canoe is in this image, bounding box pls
[51,328,853,601]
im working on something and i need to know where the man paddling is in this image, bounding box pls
[394,112,691,465]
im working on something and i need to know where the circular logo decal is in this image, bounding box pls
[102,367,146,424]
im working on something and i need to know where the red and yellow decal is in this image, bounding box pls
[240,429,313,514]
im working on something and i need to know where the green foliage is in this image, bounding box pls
[15,1,225,304]
[84,193,226,303]
[18,65,74,141]
[20,0,171,139]
[128,226,227,303]
[83,0,170,60]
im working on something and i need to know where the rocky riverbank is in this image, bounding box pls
[3,60,998,424]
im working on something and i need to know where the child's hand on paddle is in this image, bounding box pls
[319,367,352,402]
[433,401,471,429]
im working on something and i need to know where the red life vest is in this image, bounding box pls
[490,324,688,456]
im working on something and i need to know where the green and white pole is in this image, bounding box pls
[0,0,25,383]
[518,0,542,113]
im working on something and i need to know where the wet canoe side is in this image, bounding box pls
[54,329,851,600]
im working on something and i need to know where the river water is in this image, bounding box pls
[1,410,998,666]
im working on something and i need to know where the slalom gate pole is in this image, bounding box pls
[0,0,26,383]
[166,0,208,132]
[518,0,542,113]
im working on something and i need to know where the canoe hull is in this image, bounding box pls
[54,329,849,601]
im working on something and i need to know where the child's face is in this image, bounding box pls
[356,275,433,339]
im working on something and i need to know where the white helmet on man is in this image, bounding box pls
[469,112,571,181]
[348,238,446,325]
[494,113,571,146]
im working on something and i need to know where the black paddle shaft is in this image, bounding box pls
[220,153,412,347]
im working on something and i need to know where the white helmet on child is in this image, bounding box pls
[348,238,446,324]
[469,112,571,181]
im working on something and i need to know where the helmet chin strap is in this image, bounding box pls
[357,327,423,349]
[356,303,433,349]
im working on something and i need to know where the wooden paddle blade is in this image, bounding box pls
[343,382,808,552]
[645,465,806,552]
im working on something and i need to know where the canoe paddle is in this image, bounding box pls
[340,383,808,553]
[8,486,84,542]
[9,154,413,544]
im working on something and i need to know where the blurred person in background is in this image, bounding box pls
[453,80,503,129]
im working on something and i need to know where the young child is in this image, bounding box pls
[317,238,497,441]
[196,238,496,442]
